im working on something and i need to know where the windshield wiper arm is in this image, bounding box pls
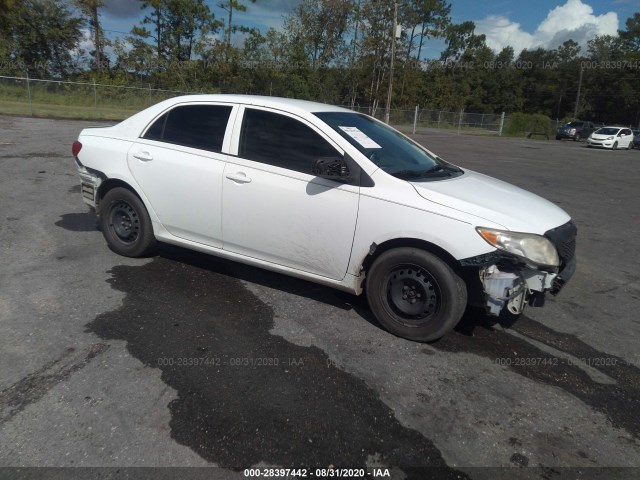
[388,169,426,178]
[390,164,462,179]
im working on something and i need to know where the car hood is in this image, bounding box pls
[590,133,615,140]
[410,169,570,234]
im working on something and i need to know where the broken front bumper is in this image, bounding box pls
[462,221,577,316]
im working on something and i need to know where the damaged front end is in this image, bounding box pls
[462,221,577,317]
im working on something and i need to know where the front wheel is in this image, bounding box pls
[613,141,618,150]
[99,187,156,257]
[573,134,580,141]
[365,248,467,342]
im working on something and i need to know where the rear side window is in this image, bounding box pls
[143,105,232,152]
[239,108,338,174]
[143,113,167,141]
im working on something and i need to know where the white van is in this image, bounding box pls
[73,95,576,342]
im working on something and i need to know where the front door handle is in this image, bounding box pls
[133,151,153,162]
[225,172,252,184]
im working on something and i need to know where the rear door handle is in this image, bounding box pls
[133,151,153,162]
[225,172,252,184]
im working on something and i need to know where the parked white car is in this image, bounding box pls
[587,126,634,149]
[73,95,576,342]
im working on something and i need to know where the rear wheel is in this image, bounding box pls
[99,187,156,257]
[366,248,467,342]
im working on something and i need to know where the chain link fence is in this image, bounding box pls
[1,75,509,136]
[343,104,506,135]
[0,75,195,120]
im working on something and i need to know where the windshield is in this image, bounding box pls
[595,127,620,135]
[564,121,584,127]
[314,111,463,180]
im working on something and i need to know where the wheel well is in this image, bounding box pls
[360,238,479,302]
[362,238,460,274]
[96,179,140,208]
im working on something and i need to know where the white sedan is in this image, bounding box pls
[587,126,634,149]
[72,95,576,342]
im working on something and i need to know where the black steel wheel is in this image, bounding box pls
[100,187,156,257]
[366,248,467,342]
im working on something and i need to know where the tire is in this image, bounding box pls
[613,141,618,150]
[573,133,580,141]
[99,187,156,257]
[627,141,632,150]
[365,248,467,342]
[555,135,562,140]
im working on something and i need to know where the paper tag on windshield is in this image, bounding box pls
[338,126,382,149]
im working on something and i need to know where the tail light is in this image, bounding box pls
[72,141,82,156]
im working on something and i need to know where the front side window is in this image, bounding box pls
[239,108,338,174]
[142,104,232,152]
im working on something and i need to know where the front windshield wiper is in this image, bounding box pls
[389,164,461,179]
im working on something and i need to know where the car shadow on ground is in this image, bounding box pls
[84,242,467,477]
[155,242,640,443]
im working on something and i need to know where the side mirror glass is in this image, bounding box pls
[312,156,351,181]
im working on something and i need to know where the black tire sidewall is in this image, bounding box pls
[366,248,467,342]
[99,187,156,257]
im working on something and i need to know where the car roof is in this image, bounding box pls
[169,94,354,113]
[113,94,355,138]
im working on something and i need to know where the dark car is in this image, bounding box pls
[556,120,597,141]
[632,129,640,149]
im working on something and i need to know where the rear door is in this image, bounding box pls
[128,103,236,247]
[221,107,359,280]
[620,128,633,148]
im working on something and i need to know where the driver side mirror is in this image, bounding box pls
[312,156,351,181]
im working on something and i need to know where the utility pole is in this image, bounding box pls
[573,66,584,119]
[384,1,398,125]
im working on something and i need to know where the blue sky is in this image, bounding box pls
[97,0,639,57]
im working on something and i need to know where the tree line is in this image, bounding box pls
[1,0,639,125]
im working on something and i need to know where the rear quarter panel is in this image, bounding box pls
[77,132,160,222]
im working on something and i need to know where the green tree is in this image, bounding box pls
[284,0,354,69]
[2,0,83,77]
[400,0,450,61]
[74,0,107,69]
[219,0,256,49]
[130,0,220,63]
[619,12,640,51]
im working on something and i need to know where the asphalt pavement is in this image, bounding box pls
[0,115,639,479]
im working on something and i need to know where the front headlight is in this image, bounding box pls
[607,136,614,140]
[476,227,559,267]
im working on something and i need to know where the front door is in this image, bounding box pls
[221,107,359,280]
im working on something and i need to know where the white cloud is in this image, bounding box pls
[476,0,619,54]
